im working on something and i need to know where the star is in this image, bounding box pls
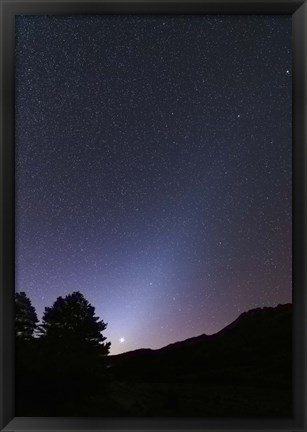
[15,14,292,358]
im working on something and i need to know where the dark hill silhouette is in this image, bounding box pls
[111,303,291,362]
[106,303,292,417]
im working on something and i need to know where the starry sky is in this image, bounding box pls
[15,15,292,355]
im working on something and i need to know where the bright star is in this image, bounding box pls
[119,337,125,343]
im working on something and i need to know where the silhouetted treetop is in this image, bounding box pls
[15,291,38,340]
[40,291,111,355]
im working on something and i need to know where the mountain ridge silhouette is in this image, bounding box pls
[110,302,292,359]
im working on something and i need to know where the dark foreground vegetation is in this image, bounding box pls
[16,292,292,417]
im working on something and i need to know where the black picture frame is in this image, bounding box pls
[0,0,306,431]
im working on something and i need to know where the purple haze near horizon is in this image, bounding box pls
[15,15,292,355]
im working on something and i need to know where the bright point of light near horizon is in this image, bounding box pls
[15,15,292,357]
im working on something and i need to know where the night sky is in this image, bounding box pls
[15,15,292,355]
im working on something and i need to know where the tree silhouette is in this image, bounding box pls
[40,291,111,355]
[15,292,39,415]
[15,291,38,340]
[15,291,112,415]
[38,291,111,413]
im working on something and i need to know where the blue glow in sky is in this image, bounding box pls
[15,15,292,354]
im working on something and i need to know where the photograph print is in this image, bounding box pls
[15,14,292,417]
